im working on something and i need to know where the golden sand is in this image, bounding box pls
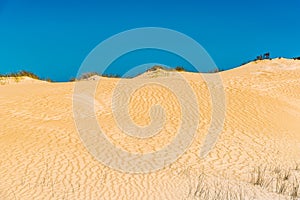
[0,58,300,199]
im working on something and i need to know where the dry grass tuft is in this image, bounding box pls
[249,164,300,199]
[1,70,40,80]
[185,173,249,200]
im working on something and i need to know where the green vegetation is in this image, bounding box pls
[44,78,53,82]
[146,65,165,72]
[79,72,100,80]
[73,72,121,81]
[0,70,55,83]
[256,52,271,60]
[69,77,77,82]
[0,70,40,79]
[146,65,186,72]
[175,66,185,71]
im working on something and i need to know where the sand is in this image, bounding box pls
[0,58,300,199]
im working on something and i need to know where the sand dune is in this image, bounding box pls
[0,76,48,85]
[0,58,300,199]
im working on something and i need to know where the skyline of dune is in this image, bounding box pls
[1,1,300,199]
[1,56,299,82]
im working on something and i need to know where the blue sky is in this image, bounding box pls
[0,0,300,81]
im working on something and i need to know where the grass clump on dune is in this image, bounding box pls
[146,66,165,72]
[73,72,121,81]
[249,164,300,199]
[78,72,100,80]
[185,172,248,200]
[185,163,300,200]
[3,70,40,79]
[0,70,54,83]
[146,65,186,72]
[175,66,185,71]
[0,70,39,84]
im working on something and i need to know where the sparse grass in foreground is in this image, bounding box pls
[249,164,300,199]
[185,173,248,200]
[185,162,300,200]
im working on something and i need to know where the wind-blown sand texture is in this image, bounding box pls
[0,58,300,199]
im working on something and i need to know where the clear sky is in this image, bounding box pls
[0,0,300,81]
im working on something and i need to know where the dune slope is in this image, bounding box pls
[0,58,300,199]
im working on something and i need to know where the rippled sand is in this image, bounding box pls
[1,58,300,199]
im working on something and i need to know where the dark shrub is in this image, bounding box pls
[175,66,185,71]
